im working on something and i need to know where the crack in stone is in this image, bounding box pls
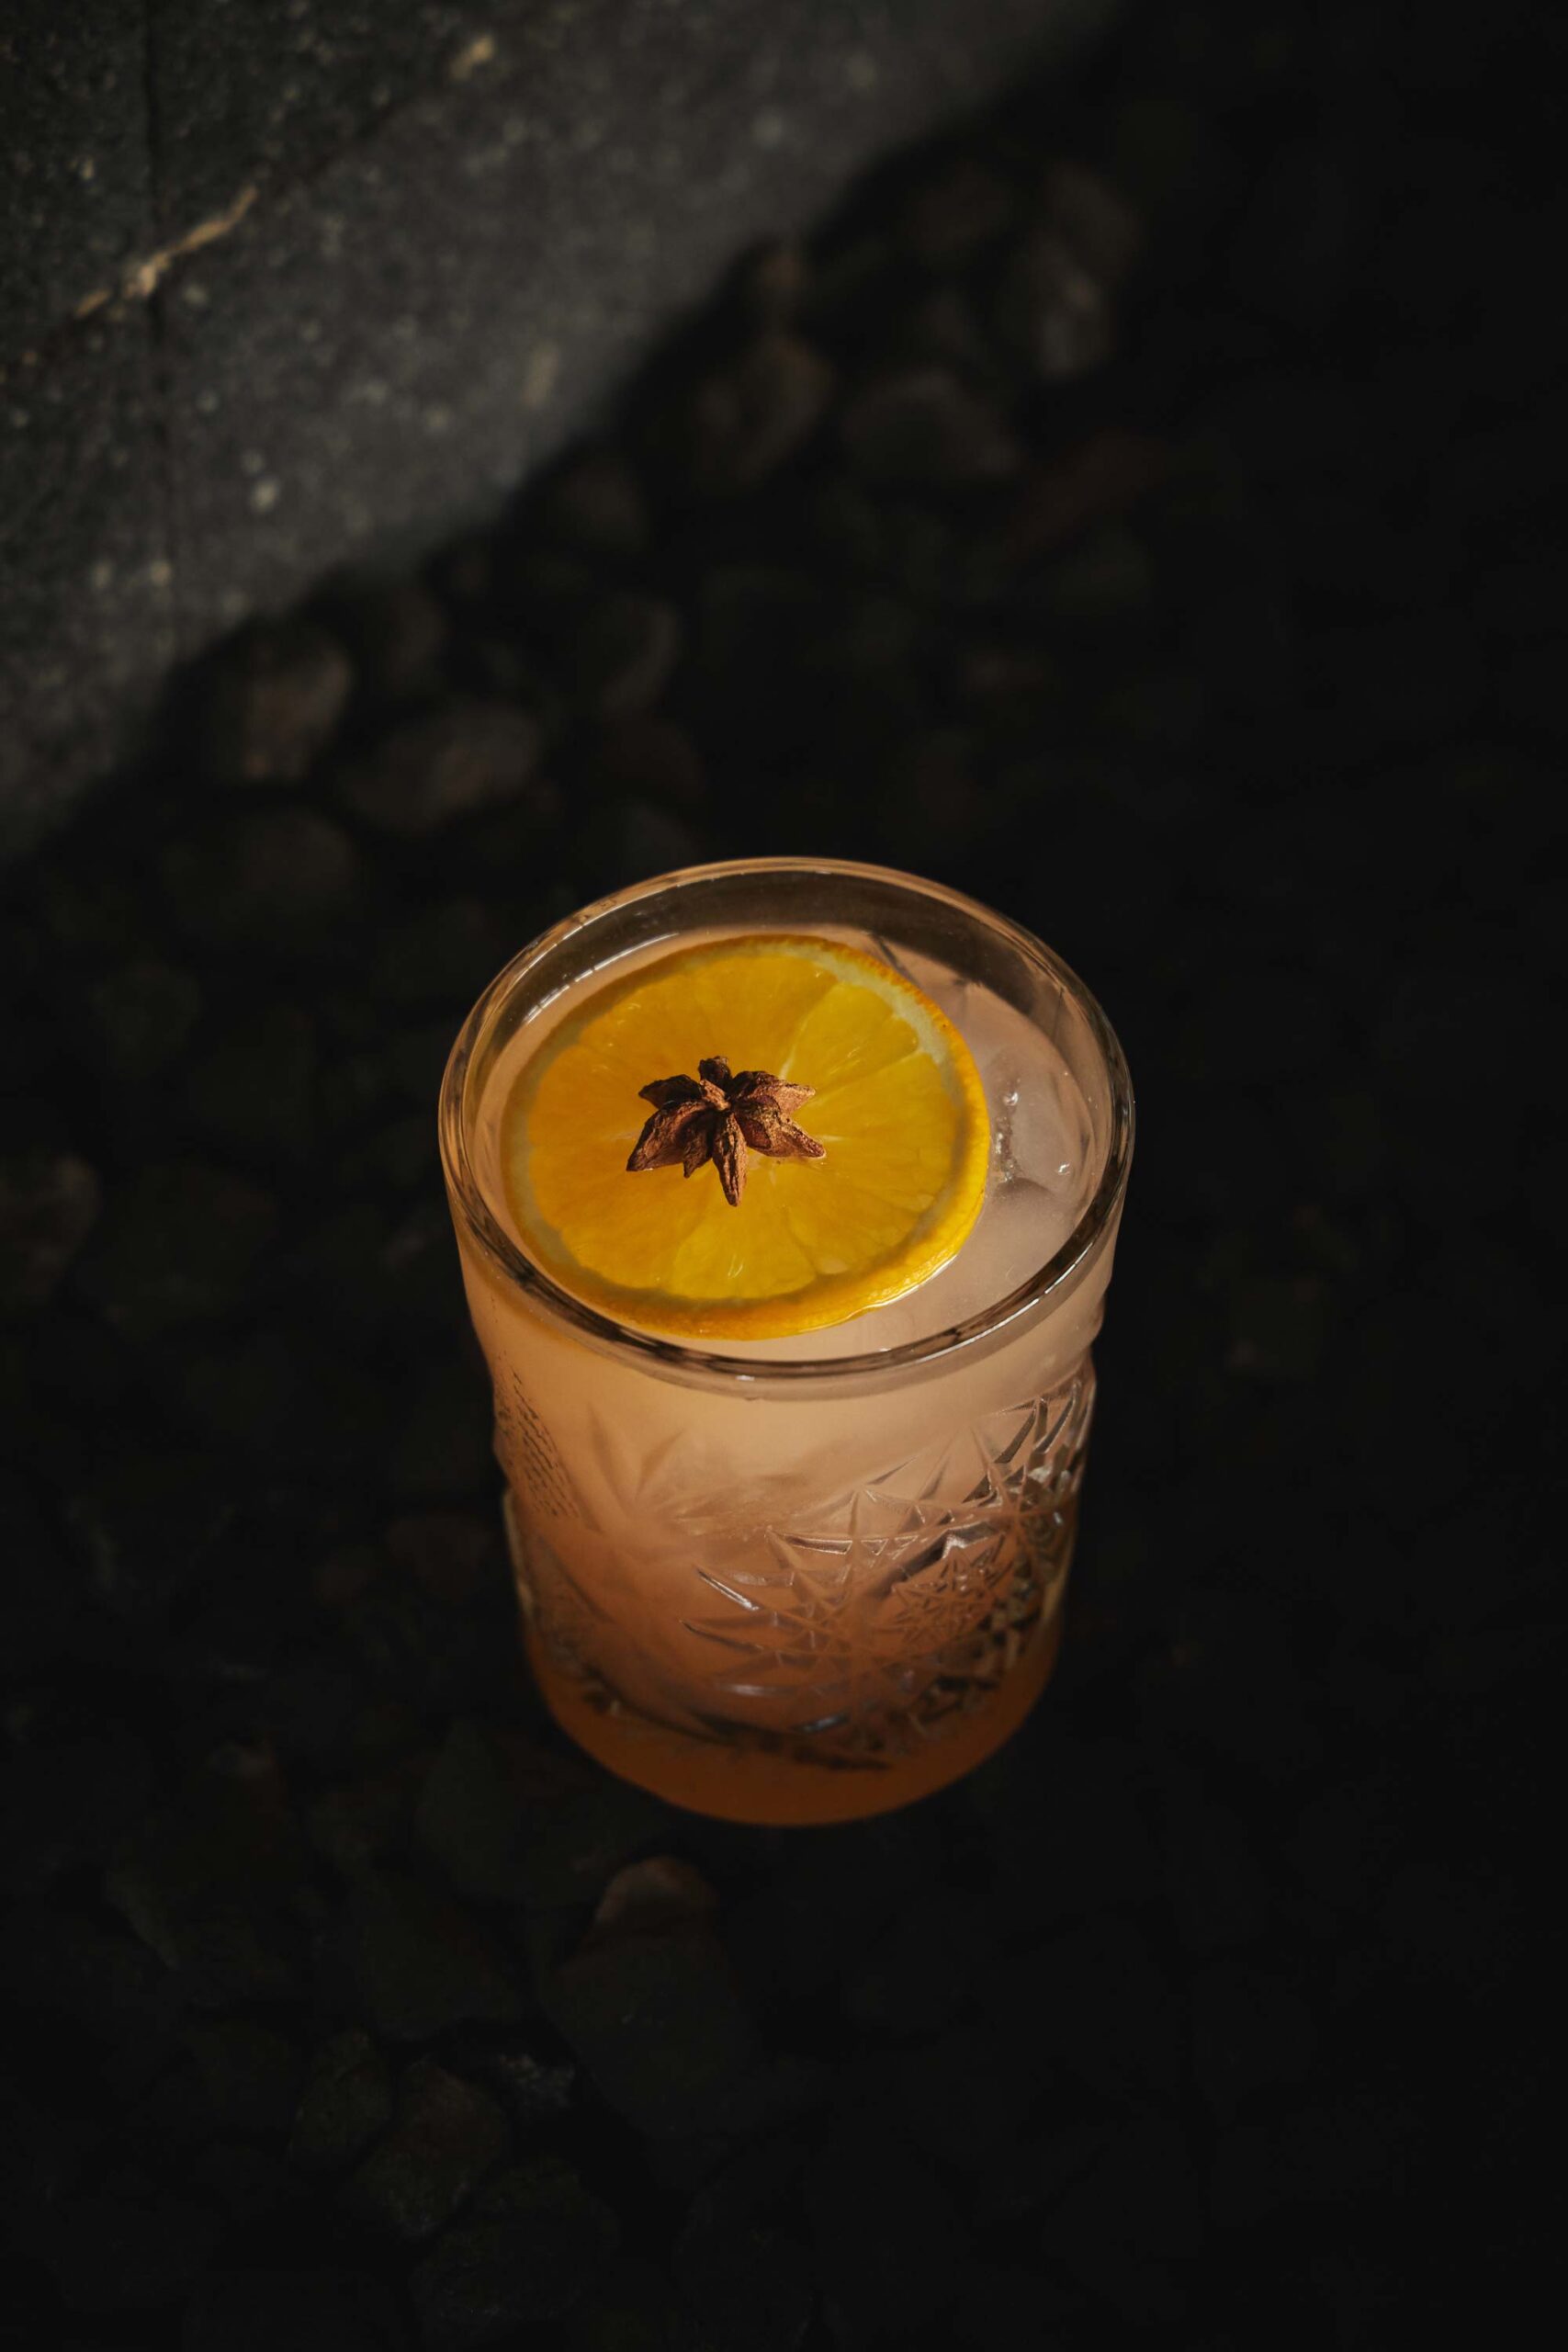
[74,185,260,319]
[69,19,503,328]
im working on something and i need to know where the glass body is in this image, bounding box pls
[440,860,1133,1824]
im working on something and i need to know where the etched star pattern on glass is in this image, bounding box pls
[502,1349,1097,1773]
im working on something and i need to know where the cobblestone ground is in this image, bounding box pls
[1,2,1556,2345]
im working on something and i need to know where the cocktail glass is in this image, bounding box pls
[439,859,1132,1824]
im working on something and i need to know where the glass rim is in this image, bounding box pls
[438,856,1134,1386]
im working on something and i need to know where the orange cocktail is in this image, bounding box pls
[440,859,1132,1825]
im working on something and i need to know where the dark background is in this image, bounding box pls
[1,0,1561,2346]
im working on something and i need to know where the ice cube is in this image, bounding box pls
[965,982,1084,1203]
[957,1176,1065,1303]
[1007,1064,1082,1198]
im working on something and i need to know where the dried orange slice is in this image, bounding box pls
[502,933,989,1340]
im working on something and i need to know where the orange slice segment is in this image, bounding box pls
[502,933,989,1340]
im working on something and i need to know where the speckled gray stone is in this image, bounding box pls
[0,6,152,351]
[0,0,1119,855]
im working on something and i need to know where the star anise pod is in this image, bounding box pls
[626,1053,825,1206]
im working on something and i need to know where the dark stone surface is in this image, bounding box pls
[344,2058,510,2242]
[410,2158,620,2347]
[325,576,452,714]
[1,8,153,350]
[469,2040,579,2134]
[191,618,355,786]
[412,1717,544,1902]
[0,295,176,852]
[0,0,1118,855]
[541,1883,765,2139]
[76,1159,279,1339]
[183,2267,407,2352]
[807,2124,969,2344]
[184,2018,303,2138]
[677,333,838,494]
[673,2192,817,2352]
[183,1001,319,1170]
[288,2029,397,2177]
[6,1900,185,2052]
[337,702,547,839]
[81,956,206,1087]
[104,1747,311,2005]
[1,1727,153,1883]
[570,594,685,722]
[0,3,1556,2343]
[840,367,1021,486]
[332,1867,525,2043]
[38,2175,223,2313]
[0,1148,102,1309]
[159,807,367,957]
